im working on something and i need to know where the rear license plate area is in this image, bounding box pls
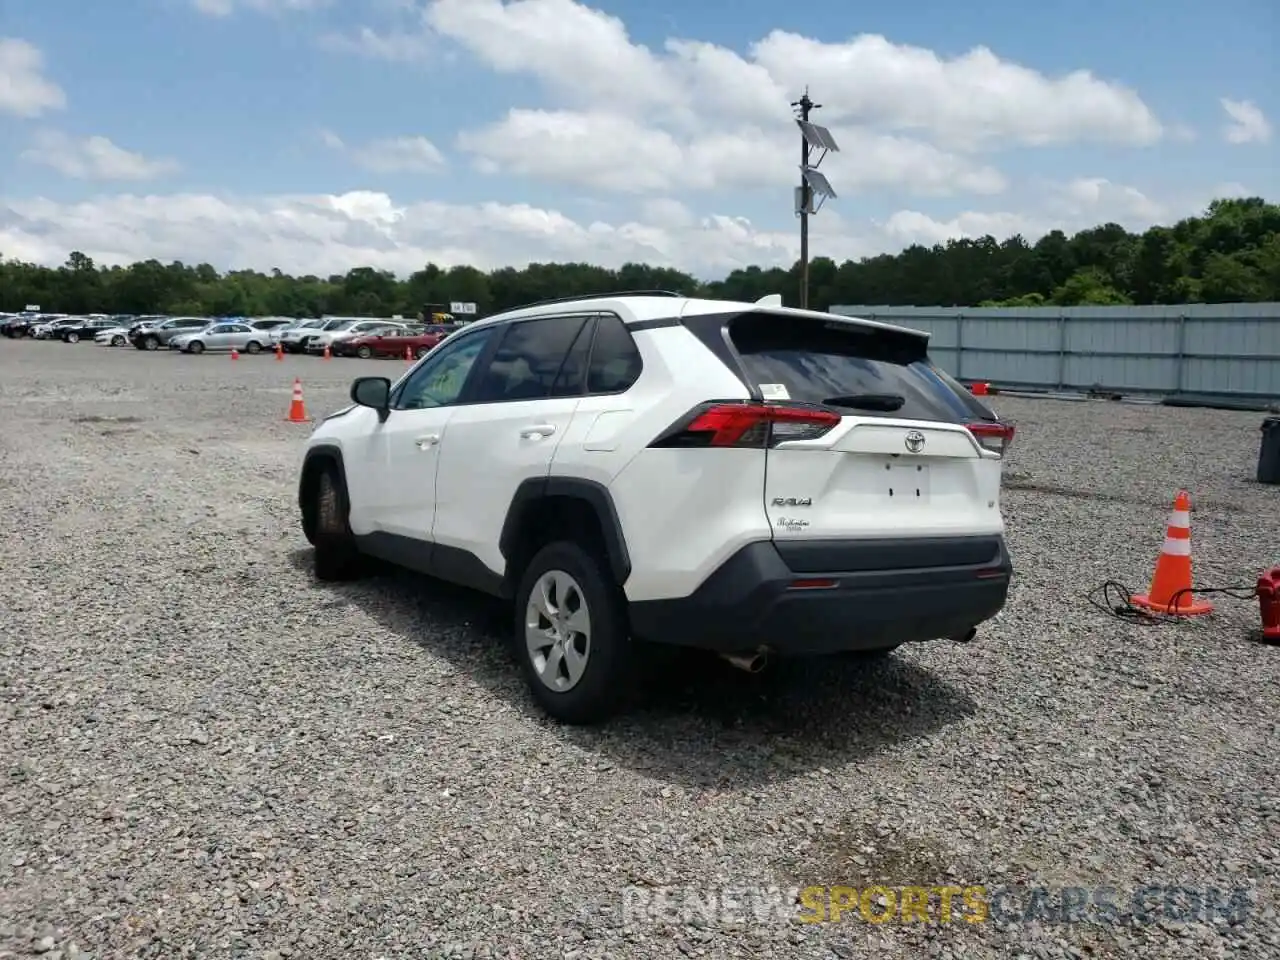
[884,459,930,501]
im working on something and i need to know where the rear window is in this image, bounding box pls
[714,312,992,424]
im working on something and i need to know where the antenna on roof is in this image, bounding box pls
[755,294,783,307]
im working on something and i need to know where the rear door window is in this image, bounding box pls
[723,312,983,423]
[586,314,643,394]
[470,315,591,403]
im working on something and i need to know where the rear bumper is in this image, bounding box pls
[627,535,1012,656]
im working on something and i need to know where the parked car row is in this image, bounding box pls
[1,312,462,358]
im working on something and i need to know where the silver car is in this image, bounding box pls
[171,322,270,355]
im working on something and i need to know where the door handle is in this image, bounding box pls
[415,434,440,448]
[519,424,556,439]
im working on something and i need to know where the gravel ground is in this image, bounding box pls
[1,340,1277,960]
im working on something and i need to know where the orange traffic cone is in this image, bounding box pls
[275,342,284,361]
[405,346,412,362]
[1129,490,1213,615]
[284,378,311,423]
[230,348,239,360]
[323,344,332,361]
[972,382,989,396]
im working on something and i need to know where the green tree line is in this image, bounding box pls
[2,197,1277,318]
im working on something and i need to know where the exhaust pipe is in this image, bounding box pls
[950,627,978,644]
[721,650,769,673]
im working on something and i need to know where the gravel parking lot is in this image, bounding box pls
[1,341,1277,960]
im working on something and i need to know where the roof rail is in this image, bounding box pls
[505,289,686,311]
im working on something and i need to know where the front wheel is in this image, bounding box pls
[245,340,262,354]
[187,341,205,354]
[66,332,80,343]
[415,345,431,359]
[356,345,372,359]
[143,336,160,351]
[111,335,125,346]
[310,467,363,581]
[514,541,634,725]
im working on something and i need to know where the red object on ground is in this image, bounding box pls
[1258,568,1280,641]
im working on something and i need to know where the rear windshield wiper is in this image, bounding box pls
[822,393,906,412]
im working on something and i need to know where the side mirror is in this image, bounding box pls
[351,376,392,422]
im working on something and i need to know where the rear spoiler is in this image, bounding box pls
[740,294,928,340]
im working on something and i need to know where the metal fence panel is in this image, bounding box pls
[829,303,1280,399]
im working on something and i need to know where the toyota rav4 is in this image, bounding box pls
[297,292,1014,724]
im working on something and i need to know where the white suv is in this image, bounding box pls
[296,292,1014,723]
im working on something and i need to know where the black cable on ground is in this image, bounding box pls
[1086,580,1259,625]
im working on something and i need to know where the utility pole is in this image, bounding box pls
[791,88,839,310]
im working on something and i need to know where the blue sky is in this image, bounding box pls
[0,0,1275,278]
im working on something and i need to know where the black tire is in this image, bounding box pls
[415,345,431,359]
[143,335,160,351]
[356,345,373,359]
[513,540,634,724]
[245,340,262,354]
[187,340,204,354]
[66,332,80,343]
[311,467,363,581]
[111,335,125,346]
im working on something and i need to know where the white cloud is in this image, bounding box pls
[317,1,1166,201]
[1052,177,1167,222]
[20,131,180,181]
[0,181,1201,281]
[456,108,1006,197]
[192,0,328,15]
[412,0,1162,149]
[321,130,447,173]
[878,210,1044,248]
[0,38,66,118]
[1220,98,1272,144]
[317,26,434,62]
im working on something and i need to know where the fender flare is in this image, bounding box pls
[499,477,632,585]
[299,443,346,510]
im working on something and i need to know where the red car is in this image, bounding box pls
[336,328,443,359]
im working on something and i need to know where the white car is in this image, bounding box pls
[277,318,339,353]
[31,316,75,339]
[295,291,1015,724]
[304,320,410,354]
[95,316,147,346]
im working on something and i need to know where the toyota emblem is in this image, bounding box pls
[904,430,926,453]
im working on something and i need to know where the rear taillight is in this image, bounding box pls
[650,401,841,449]
[967,422,1015,456]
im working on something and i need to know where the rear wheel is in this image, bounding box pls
[143,335,160,351]
[245,340,262,354]
[111,335,125,346]
[415,345,431,359]
[66,332,80,343]
[514,541,634,725]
